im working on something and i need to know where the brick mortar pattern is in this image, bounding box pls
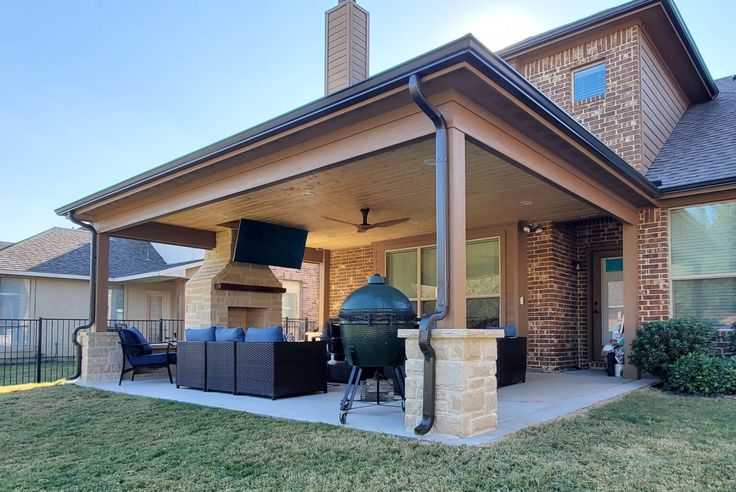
[328,246,374,316]
[519,25,644,172]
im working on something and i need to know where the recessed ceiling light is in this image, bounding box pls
[303,191,315,197]
[423,159,436,166]
[519,200,534,206]
[409,220,420,225]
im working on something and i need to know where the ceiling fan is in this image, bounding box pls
[322,208,410,233]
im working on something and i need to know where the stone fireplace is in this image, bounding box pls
[185,230,283,329]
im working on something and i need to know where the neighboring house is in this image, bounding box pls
[53,0,735,437]
[0,227,199,322]
[0,227,320,325]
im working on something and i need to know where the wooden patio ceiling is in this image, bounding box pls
[154,139,601,250]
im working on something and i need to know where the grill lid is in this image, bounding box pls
[339,274,416,321]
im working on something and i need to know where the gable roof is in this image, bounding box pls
[0,227,179,278]
[498,0,718,103]
[0,242,13,251]
[647,76,736,191]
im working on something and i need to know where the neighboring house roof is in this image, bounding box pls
[647,76,736,191]
[56,34,660,217]
[0,241,13,251]
[0,227,194,278]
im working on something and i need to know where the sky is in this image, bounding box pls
[0,0,733,243]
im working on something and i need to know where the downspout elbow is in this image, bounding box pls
[409,74,449,436]
[65,211,97,380]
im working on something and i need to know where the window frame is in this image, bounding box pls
[572,61,607,103]
[385,236,503,324]
[108,285,125,321]
[669,200,736,325]
[281,280,302,319]
[0,277,31,320]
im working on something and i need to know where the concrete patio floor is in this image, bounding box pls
[78,369,654,445]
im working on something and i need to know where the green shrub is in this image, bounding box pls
[629,317,715,379]
[665,352,736,396]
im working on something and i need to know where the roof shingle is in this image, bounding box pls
[0,227,172,278]
[647,76,736,190]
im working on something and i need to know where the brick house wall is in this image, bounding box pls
[512,25,644,172]
[526,221,578,371]
[270,262,321,322]
[637,208,670,324]
[328,246,374,316]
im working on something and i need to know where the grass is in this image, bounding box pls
[0,360,75,387]
[0,386,735,491]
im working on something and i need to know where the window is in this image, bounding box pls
[386,238,501,328]
[0,278,30,319]
[573,62,606,102]
[671,201,736,327]
[281,280,301,319]
[109,285,125,320]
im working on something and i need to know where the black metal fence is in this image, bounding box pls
[282,317,319,341]
[0,318,184,387]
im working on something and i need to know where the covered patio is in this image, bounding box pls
[78,370,653,445]
[57,38,658,439]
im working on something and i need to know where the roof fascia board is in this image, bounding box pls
[0,270,89,281]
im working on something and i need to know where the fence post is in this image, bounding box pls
[36,317,43,383]
[158,318,164,342]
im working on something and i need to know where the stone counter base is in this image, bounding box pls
[398,328,503,438]
[79,331,122,383]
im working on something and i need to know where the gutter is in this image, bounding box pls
[408,74,449,436]
[65,212,97,380]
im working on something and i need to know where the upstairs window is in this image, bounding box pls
[573,62,606,102]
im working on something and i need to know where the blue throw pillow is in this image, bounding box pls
[503,325,517,337]
[128,327,153,354]
[215,326,245,342]
[244,325,284,343]
[185,326,216,342]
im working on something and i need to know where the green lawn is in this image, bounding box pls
[0,360,75,386]
[0,386,734,491]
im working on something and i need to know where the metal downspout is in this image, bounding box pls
[408,74,449,435]
[66,212,97,380]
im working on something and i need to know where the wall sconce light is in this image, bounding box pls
[523,222,544,234]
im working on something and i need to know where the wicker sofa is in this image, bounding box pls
[177,340,327,399]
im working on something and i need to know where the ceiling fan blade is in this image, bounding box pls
[322,216,359,227]
[365,218,410,229]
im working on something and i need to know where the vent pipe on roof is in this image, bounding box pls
[66,212,98,380]
[324,0,369,95]
[408,74,449,436]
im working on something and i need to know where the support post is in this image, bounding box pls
[93,232,110,332]
[438,127,467,328]
[622,222,639,379]
[35,317,43,383]
[319,250,331,326]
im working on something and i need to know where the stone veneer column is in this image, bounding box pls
[78,331,121,383]
[399,328,504,438]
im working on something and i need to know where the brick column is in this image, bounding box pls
[79,331,121,383]
[399,329,503,438]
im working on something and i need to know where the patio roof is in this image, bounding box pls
[56,34,660,221]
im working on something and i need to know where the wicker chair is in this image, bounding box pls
[236,341,327,399]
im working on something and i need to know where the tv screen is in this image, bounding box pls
[232,219,308,269]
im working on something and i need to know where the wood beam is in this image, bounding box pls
[319,250,331,327]
[622,222,640,379]
[438,128,467,328]
[113,222,216,249]
[93,232,110,333]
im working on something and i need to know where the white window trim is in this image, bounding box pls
[385,236,502,322]
[668,200,736,321]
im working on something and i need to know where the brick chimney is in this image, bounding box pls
[324,0,369,95]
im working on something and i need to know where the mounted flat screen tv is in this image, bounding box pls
[232,219,308,269]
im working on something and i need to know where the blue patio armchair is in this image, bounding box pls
[117,327,176,385]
